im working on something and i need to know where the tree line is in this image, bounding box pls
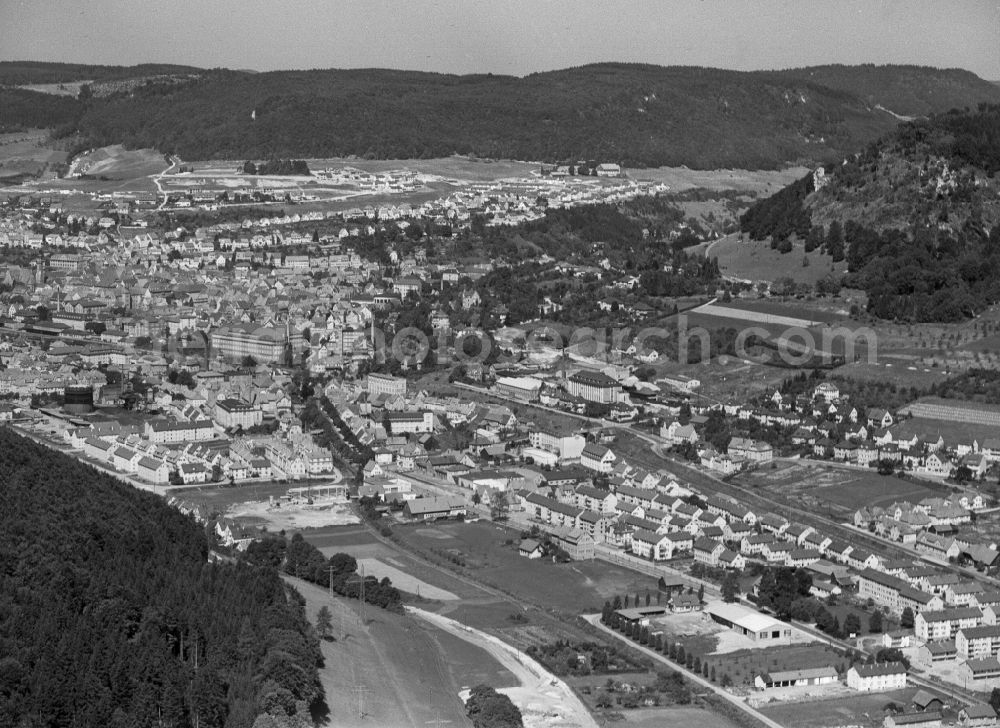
[243,534,404,612]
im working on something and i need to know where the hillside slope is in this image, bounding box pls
[770,64,1000,117]
[0,428,322,728]
[739,104,1000,321]
[3,62,999,169]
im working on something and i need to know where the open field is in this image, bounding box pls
[707,236,849,284]
[627,165,809,194]
[71,145,167,178]
[355,557,460,600]
[759,687,932,728]
[394,520,660,614]
[224,498,358,530]
[0,130,68,179]
[739,462,950,515]
[711,299,847,326]
[286,575,514,728]
[898,416,1000,447]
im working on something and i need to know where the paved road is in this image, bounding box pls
[584,614,783,728]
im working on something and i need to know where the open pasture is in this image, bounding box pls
[626,165,809,194]
[740,462,948,513]
[707,236,849,284]
[394,520,659,614]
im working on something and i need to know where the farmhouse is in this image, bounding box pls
[518,539,544,559]
[846,662,907,692]
[706,602,791,642]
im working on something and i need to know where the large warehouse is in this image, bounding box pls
[707,602,792,642]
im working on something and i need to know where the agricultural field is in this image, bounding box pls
[739,461,951,516]
[759,688,940,728]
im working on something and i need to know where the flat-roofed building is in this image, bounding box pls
[707,602,792,642]
[495,375,542,402]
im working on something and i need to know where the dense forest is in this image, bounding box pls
[738,104,1000,321]
[0,61,201,85]
[3,62,999,168]
[0,429,322,728]
[0,87,81,131]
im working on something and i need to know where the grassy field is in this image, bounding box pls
[759,687,931,728]
[287,575,514,728]
[0,130,68,180]
[707,236,849,285]
[715,299,847,325]
[740,462,950,515]
[393,520,659,615]
[627,165,809,194]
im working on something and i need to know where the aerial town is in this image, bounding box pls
[4,11,1000,727]
[4,145,1000,728]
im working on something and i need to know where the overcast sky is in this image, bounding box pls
[2,0,998,79]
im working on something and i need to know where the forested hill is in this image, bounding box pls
[739,104,1000,322]
[3,61,1000,168]
[0,428,322,728]
[767,64,1000,117]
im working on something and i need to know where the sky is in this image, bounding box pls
[1,0,999,80]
